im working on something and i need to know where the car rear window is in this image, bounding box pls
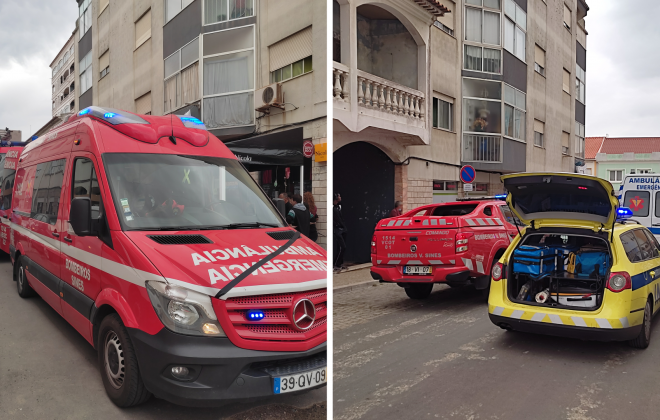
[624,190,650,217]
[432,204,478,216]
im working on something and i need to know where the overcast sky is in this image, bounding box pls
[0,0,654,139]
[0,0,78,140]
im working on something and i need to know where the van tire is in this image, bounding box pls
[405,284,433,299]
[16,257,36,298]
[629,299,652,349]
[98,314,152,407]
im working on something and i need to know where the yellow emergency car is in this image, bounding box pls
[488,173,660,348]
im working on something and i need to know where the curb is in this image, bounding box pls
[333,280,380,295]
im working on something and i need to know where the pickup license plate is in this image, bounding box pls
[404,266,432,275]
[274,367,326,394]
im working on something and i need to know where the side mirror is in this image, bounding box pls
[70,198,93,236]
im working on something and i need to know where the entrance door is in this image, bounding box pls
[334,142,394,264]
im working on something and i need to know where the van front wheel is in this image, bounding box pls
[629,299,652,349]
[405,284,433,299]
[98,314,152,407]
[16,257,36,298]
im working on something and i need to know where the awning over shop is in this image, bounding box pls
[224,127,304,166]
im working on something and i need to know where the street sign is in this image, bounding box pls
[303,140,314,158]
[460,165,476,184]
[463,183,473,192]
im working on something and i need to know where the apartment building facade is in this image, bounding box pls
[72,0,327,248]
[50,34,77,117]
[333,0,589,263]
[594,137,660,190]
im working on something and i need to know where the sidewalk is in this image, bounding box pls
[333,263,380,294]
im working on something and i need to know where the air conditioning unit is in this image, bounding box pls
[255,83,284,113]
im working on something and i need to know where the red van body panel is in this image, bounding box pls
[370,200,518,286]
[0,147,23,253]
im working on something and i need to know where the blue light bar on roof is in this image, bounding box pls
[76,106,149,126]
[104,112,118,119]
[78,108,91,115]
[177,115,207,131]
[617,207,633,221]
[495,194,507,200]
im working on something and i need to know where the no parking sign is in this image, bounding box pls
[460,165,476,184]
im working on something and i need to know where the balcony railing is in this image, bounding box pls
[333,62,349,103]
[356,70,425,122]
[463,134,502,163]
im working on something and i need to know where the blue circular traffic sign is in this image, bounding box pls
[460,165,476,184]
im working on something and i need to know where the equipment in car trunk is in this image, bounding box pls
[512,246,559,278]
[574,247,610,278]
[535,288,550,303]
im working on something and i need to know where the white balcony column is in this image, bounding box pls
[419,98,425,121]
[357,76,365,106]
[365,79,373,108]
[377,83,385,109]
[384,86,392,112]
[333,69,342,100]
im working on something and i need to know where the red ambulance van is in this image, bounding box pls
[10,107,327,407]
[0,148,22,253]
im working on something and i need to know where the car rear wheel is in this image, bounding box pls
[629,299,652,349]
[405,283,433,299]
[16,257,36,298]
[98,314,151,407]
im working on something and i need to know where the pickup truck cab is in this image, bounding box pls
[11,107,327,407]
[370,198,519,299]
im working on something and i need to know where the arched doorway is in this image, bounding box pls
[334,141,395,264]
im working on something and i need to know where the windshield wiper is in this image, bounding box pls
[223,222,281,229]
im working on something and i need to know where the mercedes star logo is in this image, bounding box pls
[292,299,316,331]
[411,244,417,253]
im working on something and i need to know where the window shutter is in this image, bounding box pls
[135,9,152,49]
[563,69,570,93]
[99,0,109,13]
[99,51,109,71]
[534,120,544,134]
[564,4,571,29]
[136,92,151,115]
[534,45,545,67]
[269,26,313,71]
[562,131,570,146]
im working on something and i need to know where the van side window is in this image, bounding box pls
[31,159,66,225]
[72,158,100,218]
[655,192,660,217]
[624,190,650,217]
[483,206,492,216]
[0,168,15,211]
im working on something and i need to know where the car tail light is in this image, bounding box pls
[492,262,503,281]
[607,272,631,293]
[456,232,473,253]
[371,234,377,255]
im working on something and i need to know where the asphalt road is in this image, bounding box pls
[334,272,660,420]
[0,253,325,419]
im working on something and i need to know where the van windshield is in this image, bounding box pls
[104,153,285,231]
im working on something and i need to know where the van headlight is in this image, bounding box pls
[146,281,225,337]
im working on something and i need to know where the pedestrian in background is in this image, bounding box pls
[333,193,347,272]
[279,192,293,214]
[304,191,319,242]
[286,194,316,238]
[390,200,403,217]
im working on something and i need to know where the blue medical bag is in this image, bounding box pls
[575,249,610,278]
[512,246,559,278]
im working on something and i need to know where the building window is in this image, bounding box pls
[433,180,459,191]
[534,120,544,147]
[564,4,571,31]
[534,45,545,76]
[79,51,92,95]
[462,78,502,163]
[575,122,585,159]
[464,2,501,74]
[503,84,526,141]
[166,0,194,23]
[562,131,570,155]
[464,45,501,74]
[433,97,453,131]
[563,68,571,93]
[609,170,623,182]
[504,0,526,62]
[164,37,200,114]
[204,0,254,25]
[202,26,255,129]
[79,0,92,40]
[271,56,312,83]
[99,51,109,79]
[135,10,152,49]
[576,63,586,104]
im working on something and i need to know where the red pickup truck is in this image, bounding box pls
[370,198,520,299]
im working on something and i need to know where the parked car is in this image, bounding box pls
[489,172,659,348]
[370,197,520,299]
[10,107,327,407]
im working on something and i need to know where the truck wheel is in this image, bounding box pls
[16,257,36,298]
[98,314,152,407]
[629,299,652,349]
[405,284,433,299]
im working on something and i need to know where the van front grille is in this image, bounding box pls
[147,234,213,245]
